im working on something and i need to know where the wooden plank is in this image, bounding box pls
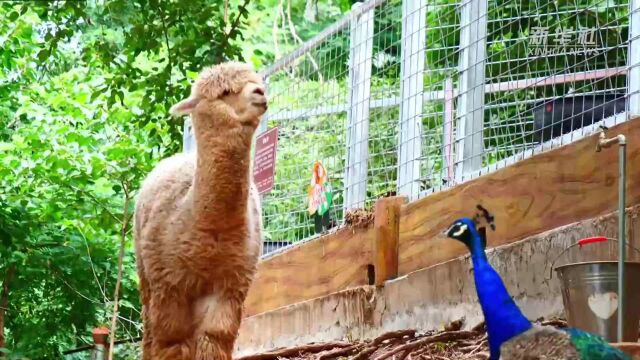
[245,227,375,317]
[373,197,407,285]
[612,343,640,359]
[398,118,640,276]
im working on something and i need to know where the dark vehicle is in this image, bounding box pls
[532,93,627,143]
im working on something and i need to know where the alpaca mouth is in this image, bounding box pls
[253,101,268,110]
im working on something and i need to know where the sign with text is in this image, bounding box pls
[528,26,599,56]
[253,127,279,195]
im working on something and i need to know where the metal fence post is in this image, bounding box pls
[183,117,195,154]
[455,0,488,181]
[256,77,270,208]
[442,77,455,185]
[397,0,426,200]
[258,77,270,136]
[628,0,640,116]
[344,2,374,211]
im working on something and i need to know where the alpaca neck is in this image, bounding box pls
[470,247,532,360]
[191,117,255,231]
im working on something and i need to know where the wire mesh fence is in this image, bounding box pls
[408,0,634,196]
[259,10,352,245]
[256,0,403,248]
[477,0,630,175]
[184,0,640,253]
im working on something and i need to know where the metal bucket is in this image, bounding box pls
[555,255,640,342]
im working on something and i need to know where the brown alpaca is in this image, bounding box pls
[134,62,266,360]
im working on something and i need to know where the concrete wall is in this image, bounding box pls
[235,207,640,356]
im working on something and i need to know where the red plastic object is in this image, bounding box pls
[92,326,109,345]
[578,236,608,246]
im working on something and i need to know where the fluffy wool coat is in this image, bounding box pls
[134,62,265,360]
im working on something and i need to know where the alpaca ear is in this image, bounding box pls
[169,97,200,117]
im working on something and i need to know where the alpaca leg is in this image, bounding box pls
[193,295,242,360]
[153,339,194,360]
[140,306,154,360]
[195,334,235,360]
[149,291,195,359]
[136,263,154,360]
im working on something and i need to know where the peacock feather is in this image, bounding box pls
[443,212,631,360]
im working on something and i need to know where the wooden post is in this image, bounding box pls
[373,196,407,286]
[91,327,110,360]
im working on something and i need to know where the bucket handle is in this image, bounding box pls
[548,237,640,280]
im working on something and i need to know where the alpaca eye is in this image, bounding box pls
[221,90,230,97]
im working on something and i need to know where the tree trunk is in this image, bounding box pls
[0,264,16,352]
[304,0,318,23]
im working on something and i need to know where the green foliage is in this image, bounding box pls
[0,35,153,360]
[23,0,252,151]
[0,0,256,357]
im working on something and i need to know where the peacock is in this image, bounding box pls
[442,205,632,360]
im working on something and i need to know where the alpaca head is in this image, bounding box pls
[170,61,267,129]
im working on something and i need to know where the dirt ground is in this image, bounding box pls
[236,317,569,360]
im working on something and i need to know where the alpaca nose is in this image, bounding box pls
[253,87,265,96]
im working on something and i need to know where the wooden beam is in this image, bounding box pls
[245,227,375,317]
[373,197,407,286]
[611,343,640,359]
[398,117,640,276]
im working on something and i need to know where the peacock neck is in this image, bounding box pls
[469,246,532,360]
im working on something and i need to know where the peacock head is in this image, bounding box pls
[443,217,480,250]
[443,205,495,252]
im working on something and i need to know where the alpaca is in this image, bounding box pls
[134,61,266,360]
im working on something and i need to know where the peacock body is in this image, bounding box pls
[444,216,631,360]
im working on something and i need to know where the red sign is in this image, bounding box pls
[253,127,279,195]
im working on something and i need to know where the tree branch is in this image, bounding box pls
[49,264,101,304]
[224,0,229,27]
[107,181,131,360]
[286,0,322,81]
[159,1,173,74]
[217,0,251,60]
[225,0,251,38]
[1,264,17,350]
[38,174,120,224]
[64,181,120,223]
[272,1,281,59]
[74,224,109,303]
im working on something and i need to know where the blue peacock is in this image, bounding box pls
[443,205,632,360]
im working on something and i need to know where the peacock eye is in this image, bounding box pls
[453,223,468,237]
